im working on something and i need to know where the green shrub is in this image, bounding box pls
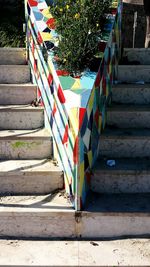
[50,0,111,75]
[0,0,25,47]
[0,23,25,47]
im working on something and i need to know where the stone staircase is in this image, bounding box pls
[89,48,150,237]
[0,48,74,238]
[1,47,150,240]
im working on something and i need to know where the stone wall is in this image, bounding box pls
[122,2,146,48]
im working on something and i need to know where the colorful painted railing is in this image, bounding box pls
[25,0,122,210]
[78,2,123,209]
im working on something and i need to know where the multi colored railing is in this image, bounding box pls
[78,2,122,209]
[25,0,122,211]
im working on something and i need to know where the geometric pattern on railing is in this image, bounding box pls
[26,0,79,207]
[25,0,122,210]
[78,4,122,209]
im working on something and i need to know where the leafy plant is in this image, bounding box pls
[50,0,111,75]
[0,23,25,47]
[0,0,25,47]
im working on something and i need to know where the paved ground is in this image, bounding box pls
[0,238,150,266]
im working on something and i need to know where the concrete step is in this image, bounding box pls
[0,105,44,130]
[118,65,150,83]
[0,48,26,65]
[99,128,150,158]
[107,104,150,128]
[0,238,149,266]
[112,84,150,105]
[0,84,37,105]
[91,157,150,194]
[83,193,150,238]
[0,65,30,84]
[1,192,150,239]
[0,193,74,238]
[0,129,52,159]
[123,48,150,65]
[0,159,63,194]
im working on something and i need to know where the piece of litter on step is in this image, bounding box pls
[107,160,116,167]
[113,80,119,84]
[90,241,99,246]
[134,80,145,85]
[113,80,122,84]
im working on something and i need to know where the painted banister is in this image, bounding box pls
[25,0,122,211]
[78,2,123,209]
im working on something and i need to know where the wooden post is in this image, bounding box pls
[123,0,150,48]
[145,16,150,48]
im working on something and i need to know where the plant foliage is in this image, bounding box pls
[50,0,111,75]
[0,0,25,47]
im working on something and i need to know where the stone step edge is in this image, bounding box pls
[0,106,44,112]
[101,135,150,140]
[0,208,149,217]
[94,169,150,174]
[0,83,36,87]
[113,83,150,88]
[101,128,150,140]
[0,48,26,51]
[107,105,150,112]
[0,159,61,175]
[0,129,51,140]
[124,48,150,52]
[118,65,150,69]
[0,65,29,68]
